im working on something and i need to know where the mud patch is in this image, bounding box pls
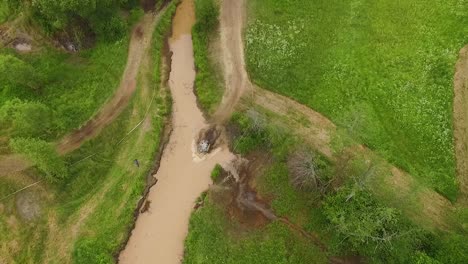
[15,190,41,221]
[196,124,225,153]
[210,154,275,228]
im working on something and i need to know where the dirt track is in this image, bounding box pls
[453,45,468,204]
[0,9,166,176]
[212,0,250,122]
[56,11,165,155]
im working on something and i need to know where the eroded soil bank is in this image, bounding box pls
[119,0,234,263]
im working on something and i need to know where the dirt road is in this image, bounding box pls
[212,0,250,122]
[453,45,468,204]
[119,1,234,263]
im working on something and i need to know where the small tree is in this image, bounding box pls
[10,137,67,182]
[323,187,421,262]
[287,149,328,192]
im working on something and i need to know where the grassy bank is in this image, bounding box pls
[192,0,223,114]
[184,196,327,264]
[0,2,177,262]
[245,0,468,200]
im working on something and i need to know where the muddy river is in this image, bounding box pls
[119,0,234,263]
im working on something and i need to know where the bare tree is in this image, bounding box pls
[288,149,327,192]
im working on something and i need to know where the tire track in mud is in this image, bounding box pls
[216,0,455,230]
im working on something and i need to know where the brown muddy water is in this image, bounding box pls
[119,0,234,263]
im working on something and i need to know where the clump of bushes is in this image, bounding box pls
[10,137,68,182]
[211,164,223,183]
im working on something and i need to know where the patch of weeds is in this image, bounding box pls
[192,0,223,114]
[210,164,223,183]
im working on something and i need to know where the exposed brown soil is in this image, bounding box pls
[0,154,31,177]
[453,45,468,204]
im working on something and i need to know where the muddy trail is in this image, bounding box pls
[119,0,235,263]
[454,45,468,204]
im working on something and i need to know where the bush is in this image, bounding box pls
[10,137,68,182]
[323,186,426,263]
[210,164,223,182]
[287,149,327,192]
[0,99,52,138]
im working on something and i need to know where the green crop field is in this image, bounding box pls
[245,0,468,200]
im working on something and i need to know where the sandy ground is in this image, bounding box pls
[453,45,468,204]
[119,1,234,263]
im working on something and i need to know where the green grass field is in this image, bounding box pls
[245,0,468,201]
[183,109,467,263]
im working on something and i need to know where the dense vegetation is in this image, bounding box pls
[192,0,223,114]
[245,0,468,200]
[5,0,142,42]
[0,40,129,141]
[184,109,468,263]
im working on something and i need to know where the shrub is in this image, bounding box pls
[287,149,327,192]
[210,164,223,182]
[323,186,426,263]
[0,99,52,138]
[10,137,68,182]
